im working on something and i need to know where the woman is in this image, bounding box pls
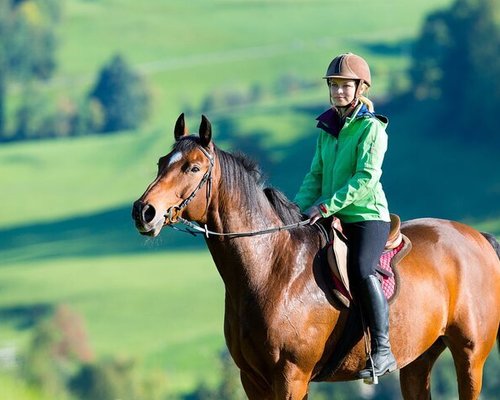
[294,53,397,379]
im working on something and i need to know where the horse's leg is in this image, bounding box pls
[443,307,498,400]
[446,338,490,400]
[399,339,446,400]
[273,380,309,400]
[271,364,311,400]
[241,371,273,400]
[273,381,309,400]
[241,368,310,400]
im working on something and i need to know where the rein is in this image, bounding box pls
[170,216,312,239]
[164,144,312,238]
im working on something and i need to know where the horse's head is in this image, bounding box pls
[132,113,215,237]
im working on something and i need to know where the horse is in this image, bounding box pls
[132,114,500,399]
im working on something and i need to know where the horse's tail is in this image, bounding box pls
[481,231,500,259]
[480,232,500,355]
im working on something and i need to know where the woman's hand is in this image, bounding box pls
[305,206,323,225]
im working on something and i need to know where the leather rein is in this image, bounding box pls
[164,145,312,238]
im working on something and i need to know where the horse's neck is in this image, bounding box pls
[204,195,284,300]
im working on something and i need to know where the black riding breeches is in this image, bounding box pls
[342,220,390,287]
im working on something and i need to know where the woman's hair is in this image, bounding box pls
[358,83,374,112]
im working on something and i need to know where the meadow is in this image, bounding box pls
[0,251,224,394]
[34,0,453,127]
[2,0,499,398]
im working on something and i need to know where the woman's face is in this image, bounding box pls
[328,78,358,107]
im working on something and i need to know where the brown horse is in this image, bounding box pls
[132,114,500,399]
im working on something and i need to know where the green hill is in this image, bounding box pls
[2,0,499,398]
[15,0,453,127]
[1,98,498,398]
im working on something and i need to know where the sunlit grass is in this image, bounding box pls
[4,0,496,398]
[0,373,59,400]
[0,251,225,394]
[49,0,455,127]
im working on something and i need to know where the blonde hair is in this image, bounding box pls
[358,95,374,113]
[358,82,374,112]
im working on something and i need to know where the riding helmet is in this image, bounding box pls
[323,53,371,87]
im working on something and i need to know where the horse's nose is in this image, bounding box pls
[132,201,157,224]
[132,200,142,222]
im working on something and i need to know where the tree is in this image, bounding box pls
[408,0,499,141]
[22,304,94,398]
[89,54,151,133]
[69,357,140,400]
[0,0,60,138]
[181,349,246,400]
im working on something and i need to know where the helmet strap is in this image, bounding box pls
[355,79,365,99]
[342,79,364,116]
[341,102,357,118]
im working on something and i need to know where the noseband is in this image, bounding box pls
[165,145,214,223]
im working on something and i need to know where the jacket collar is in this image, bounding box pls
[316,103,372,137]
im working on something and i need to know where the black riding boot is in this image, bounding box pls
[357,275,397,380]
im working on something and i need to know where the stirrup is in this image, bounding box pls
[362,354,379,385]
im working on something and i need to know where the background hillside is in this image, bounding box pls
[0,0,498,399]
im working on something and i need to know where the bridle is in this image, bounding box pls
[164,144,312,238]
[164,145,214,224]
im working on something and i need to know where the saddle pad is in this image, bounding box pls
[378,241,404,302]
[328,234,412,307]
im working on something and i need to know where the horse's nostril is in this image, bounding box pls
[142,204,156,223]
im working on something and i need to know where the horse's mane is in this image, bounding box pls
[263,187,304,226]
[213,145,319,243]
[214,146,305,223]
[173,137,316,240]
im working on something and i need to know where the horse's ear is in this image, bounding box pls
[174,113,189,141]
[199,115,212,147]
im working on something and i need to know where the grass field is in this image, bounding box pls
[31,0,455,126]
[2,99,499,398]
[1,88,499,399]
[3,0,499,398]
[0,251,225,394]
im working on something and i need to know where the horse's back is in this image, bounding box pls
[400,217,500,301]
[401,217,500,271]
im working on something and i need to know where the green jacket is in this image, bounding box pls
[294,103,390,223]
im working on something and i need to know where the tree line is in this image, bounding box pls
[0,0,150,142]
[1,0,498,144]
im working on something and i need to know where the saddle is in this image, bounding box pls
[326,214,412,307]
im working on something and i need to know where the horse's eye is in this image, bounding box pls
[191,166,200,173]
